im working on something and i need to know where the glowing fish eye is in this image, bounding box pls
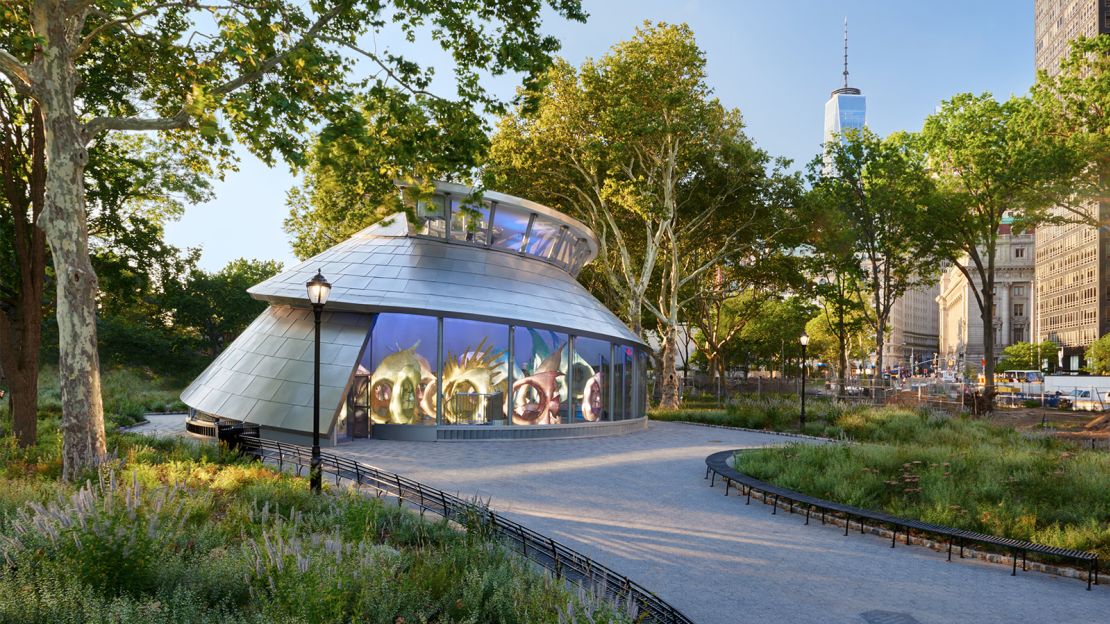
[399,379,416,411]
[373,381,392,402]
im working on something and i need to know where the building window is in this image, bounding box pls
[1014,247,1025,259]
[1014,286,1024,296]
[1014,303,1024,318]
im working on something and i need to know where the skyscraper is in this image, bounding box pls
[822,19,866,155]
[820,20,938,372]
[1032,0,1110,371]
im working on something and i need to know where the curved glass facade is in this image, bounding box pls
[412,188,594,276]
[347,312,647,435]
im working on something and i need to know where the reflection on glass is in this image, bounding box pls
[574,337,610,421]
[622,345,635,420]
[525,216,561,258]
[417,195,448,238]
[512,327,573,425]
[450,200,490,245]
[365,314,438,425]
[441,318,508,424]
[491,206,530,251]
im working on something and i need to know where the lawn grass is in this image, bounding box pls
[0,425,632,623]
[0,371,633,624]
[651,397,1110,558]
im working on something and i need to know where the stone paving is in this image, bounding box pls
[131,416,1109,623]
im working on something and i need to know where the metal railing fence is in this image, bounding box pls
[234,435,695,624]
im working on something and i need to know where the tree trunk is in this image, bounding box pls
[0,99,46,448]
[874,314,885,396]
[980,283,996,414]
[659,325,680,409]
[837,333,849,400]
[35,8,107,478]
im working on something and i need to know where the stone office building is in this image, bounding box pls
[1033,0,1110,371]
[938,224,1036,373]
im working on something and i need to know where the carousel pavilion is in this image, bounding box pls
[181,182,649,443]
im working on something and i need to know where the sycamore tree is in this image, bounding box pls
[920,93,1090,409]
[996,341,1059,373]
[0,0,584,477]
[801,192,868,397]
[1084,334,1110,375]
[812,128,944,378]
[167,258,283,356]
[733,294,815,375]
[487,22,786,407]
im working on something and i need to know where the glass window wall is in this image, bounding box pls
[573,336,610,422]
[355,313,643,428]
[512,327,569,424]
[525,216,562,259]
[416,194,448,238]
[363,313,438,425]
[449,199,490,245]
[441,318,509,424]
[491,206,530,252]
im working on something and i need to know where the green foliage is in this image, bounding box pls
[0,434,632,624]
[804,305,874,372]
[997,341,1059,373]
[486,21,795,339]
[919,92,1091,393]
[33,367,185,429]
[1030,34,1110,187]
[1083,334,1110,375]
[655,400,1110,558]
[165,258,282,357]
[284,96,489,258]
[808,128,944,373]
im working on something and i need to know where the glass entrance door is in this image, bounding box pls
[348,375,370,438]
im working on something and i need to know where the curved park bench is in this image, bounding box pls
[230,434,694,624]
[705,449,1100,590]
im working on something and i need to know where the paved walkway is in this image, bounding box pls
[132,417,1109,623]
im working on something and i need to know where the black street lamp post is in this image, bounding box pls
[306,269,331,494]
[799,332,809,431]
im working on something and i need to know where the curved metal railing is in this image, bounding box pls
[706,449,1099,590]
[235,435,694,623]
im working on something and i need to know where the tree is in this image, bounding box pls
[801,185,868,397]
[804,304,873,381]
[1084,334,1110,375]
[0,75,207,447]
[0,0,584,477]
[1031,35,1109,193]
[285,93,490,258]
[811,128,944,379]
[734,294,815,376]
[996,340,1059,373]
[487,22,787,408]
[920,93,1090,410]
[168,258,283,356]
[0,85,44,447]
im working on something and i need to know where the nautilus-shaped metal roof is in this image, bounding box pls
[182,184,645,437]
[248,211,642,346]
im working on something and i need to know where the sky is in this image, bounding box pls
[164,0,1035,272]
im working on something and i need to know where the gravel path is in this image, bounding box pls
[131,416,1109,623]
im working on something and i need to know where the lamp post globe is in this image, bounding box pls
[799,332,809,431]
[305,270,331,493]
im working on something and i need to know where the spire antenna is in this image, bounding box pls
[843,17,849,89]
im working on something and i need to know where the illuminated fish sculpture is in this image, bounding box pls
[369,345,433,424]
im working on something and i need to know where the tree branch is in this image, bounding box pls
[0,51,31,93]
[83,3,345,142]
[74,2,191,58]
[84,109,190,137]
